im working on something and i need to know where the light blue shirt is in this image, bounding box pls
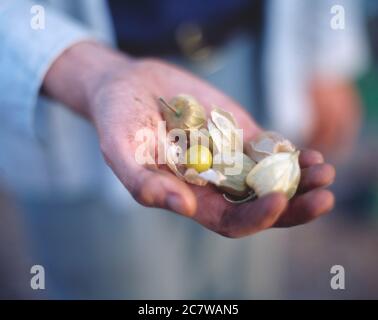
[0,0,116,198]
[0,0,114,136]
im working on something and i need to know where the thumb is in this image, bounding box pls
[127,166,197,217]
[105,145,197,216]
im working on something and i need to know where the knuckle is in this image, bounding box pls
[132,187,149,206]
[216,226,239,239]
[132,189,145,206]
[131,175,155,207]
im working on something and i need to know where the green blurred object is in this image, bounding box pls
[356,65,378,219]
[356,65,378,126]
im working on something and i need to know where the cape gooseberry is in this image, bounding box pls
[159,95,206,132]
[185,145,213,173]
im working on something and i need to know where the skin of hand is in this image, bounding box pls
[43,42,336,238]
[308,78,362,160]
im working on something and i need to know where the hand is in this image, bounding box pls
[44,42,336,238]
[308,78,362,160]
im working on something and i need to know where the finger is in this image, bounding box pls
[299,149,324,168]
[218,193,288,238]
[131,167,197,217]
[104,140,197,217]
[274,189,334,228]
[298,163,336,193]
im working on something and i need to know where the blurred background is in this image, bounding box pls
[0,0,378,299]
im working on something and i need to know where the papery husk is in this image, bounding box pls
[166,143,211,186]
[211,106,238,127]
[211,152,256,196]
[248,131,296,162]
[198,169,226,185]
[204,108,254,196]
[184,168,208,186]
[166,142,186,179]
[188,128,212,151]
[208,109,243,156]
[182,153,256,196]
[207,119,222,154]
[162,95,206,132]
[246,151,300,199]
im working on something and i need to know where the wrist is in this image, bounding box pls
[43,41,134,119]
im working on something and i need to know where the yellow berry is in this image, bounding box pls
[185,145,212,173]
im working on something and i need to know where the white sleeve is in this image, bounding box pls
[312,0,370,79]
[0,0,96,137]
[264,0,369,143]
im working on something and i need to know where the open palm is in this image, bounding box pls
[90,59,335,238]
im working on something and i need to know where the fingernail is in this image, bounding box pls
[167,194,187,216]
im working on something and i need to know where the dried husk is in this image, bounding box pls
[206,108,252,196]
[198,169,227,185]
[248,131,295,162]
[166,142,186,179]
[246,151,300,199]
[188,128,212,151]
[212,153,256,196]
[165,103,301,201]
[207,119,222,154]
[211,106,238,127]
[184,168,208,186]
[166,142,210,186]
[162,95,206,132]
[179,153,256,197]
[210,108,243,154]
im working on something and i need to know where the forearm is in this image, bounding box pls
[42,41,132,119]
